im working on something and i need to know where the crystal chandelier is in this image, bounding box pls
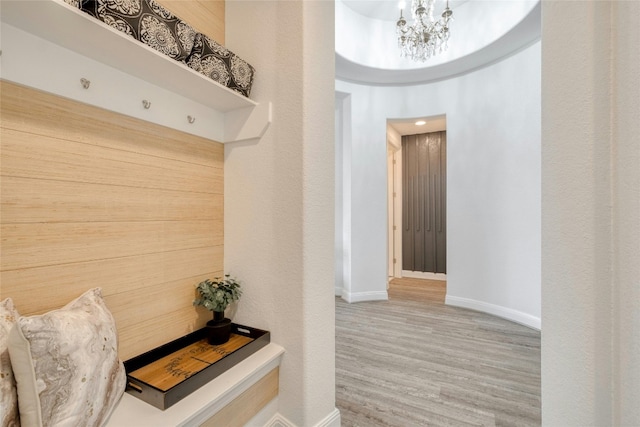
[396,0,453,62]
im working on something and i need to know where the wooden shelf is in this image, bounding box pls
[0,0,271,142]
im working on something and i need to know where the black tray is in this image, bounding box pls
[124,323,270,410]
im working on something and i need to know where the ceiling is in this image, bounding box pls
[389,116,446,135]
[342,0,468,22]
[336,0,542,86]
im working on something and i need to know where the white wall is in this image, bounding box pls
[541,1,640,425]
[614,3,640,422]
[336,41,541,327]
[334,82,390,303]
[335,93,353,299]
[335,96,344,296]
[225,1,338,426]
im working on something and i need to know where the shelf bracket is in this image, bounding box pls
[223,102,272,143]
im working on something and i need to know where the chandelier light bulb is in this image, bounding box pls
[396,0,453,62]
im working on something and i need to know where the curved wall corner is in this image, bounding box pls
[445,296,541,330]
[336,41,541,327]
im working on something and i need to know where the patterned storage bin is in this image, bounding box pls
[186,33,255,98]
[81,0,197,62]
[79,0,255,98]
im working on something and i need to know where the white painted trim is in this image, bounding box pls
[224,102,272,143]
[264,408,340,427]
[106,344,285,427]
[264,413,295,427]
[314,408,341,427]
[179,344,284,426]
[387,145,395,278]
[264,414,291,427]
[402,270,447,281]
[1,6,271,143]
[445,295,541,330]
[386,125,401,151]
[1,24,224,142]
[342,290,388,303]
[335,286,344,297]
[335,92,353,301]
[393,147,403,278]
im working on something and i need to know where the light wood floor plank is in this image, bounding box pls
[336,278,541,427]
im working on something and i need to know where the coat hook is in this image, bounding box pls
[80,78,91,89]
[187,115,196,124]
[142,100,151,109]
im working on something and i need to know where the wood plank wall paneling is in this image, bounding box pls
[157,0,225,45]
[0,81,224,360]
[201,367,279,427]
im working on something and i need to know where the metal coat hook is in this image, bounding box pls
[142,100,151,109]
[80,78,91,89]
[187,115,196,124]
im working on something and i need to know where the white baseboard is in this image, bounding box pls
[445,295,541,330]
[264,412,295,427]
[335,286,343,297]
[314,408,341,427]
[342,290,388,303]
[264,408,340,427]
[402,270,447,281]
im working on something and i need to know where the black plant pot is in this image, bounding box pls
[206,311,231,345]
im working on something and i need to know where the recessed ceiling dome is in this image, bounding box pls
[336,0,541,85]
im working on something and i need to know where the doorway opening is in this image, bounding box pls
[387,115,447,286]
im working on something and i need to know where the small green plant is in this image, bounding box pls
[193,275,242,313]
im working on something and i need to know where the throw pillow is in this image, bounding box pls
[8,288,126,427]
[0,298,20,427]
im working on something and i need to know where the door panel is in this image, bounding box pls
[402,131,446,274]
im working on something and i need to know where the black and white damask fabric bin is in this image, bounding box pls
[81,0,197,62]
[186,33,255,98]
[79,0,255,98]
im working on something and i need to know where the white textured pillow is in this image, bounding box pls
[8,288,126,427]
[1,298,20,427]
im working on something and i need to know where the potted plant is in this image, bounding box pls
[193,275,242,345]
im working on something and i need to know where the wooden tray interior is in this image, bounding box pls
[128,333,254,391]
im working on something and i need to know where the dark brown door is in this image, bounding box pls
[402,131,446,273]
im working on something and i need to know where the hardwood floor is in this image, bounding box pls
[336,278,541,427]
